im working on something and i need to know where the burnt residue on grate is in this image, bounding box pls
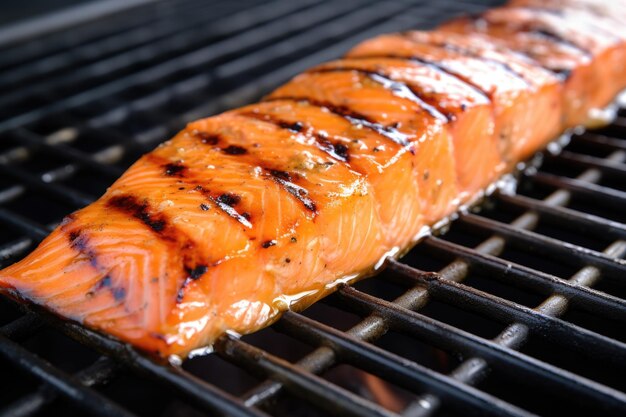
[1,0,626,417]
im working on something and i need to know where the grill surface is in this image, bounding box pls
[1,1,625,416]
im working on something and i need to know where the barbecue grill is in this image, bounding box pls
[1,0,625,416]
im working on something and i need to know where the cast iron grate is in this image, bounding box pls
[0,0,625,416]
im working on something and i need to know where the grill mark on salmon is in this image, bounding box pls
[307,67,449,122]
[264,96,413,148]
[266,169,317,213]
[238,111,351,162]
[530,28,593,56]
[399,36,532,85]
[191,131,319,214]
[208,191,254,228]
[108,195,169,235]
[164,162,187,177]
[222,145,248,155]
[522,6,624,43]
[155,139,319,217]
[411,39,572,81]
[349,54,494,100]
[177,265,208,304]
[192,131,220,145]
[439,13,594,81]
[144,153,255,228]
[65,227,127,301]
[106,194,209,304]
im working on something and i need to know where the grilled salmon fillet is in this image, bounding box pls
[1,0,625,358]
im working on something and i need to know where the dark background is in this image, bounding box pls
[0,0,95,25]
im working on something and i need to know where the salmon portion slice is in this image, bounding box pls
[232,100,425,249]
[267,69,459,224]
[396,31,563,160]
[1,115,387,355]
[508,1,626,80]
[440,6,626,127]
[308,58,503,198]
[347,34,561,165]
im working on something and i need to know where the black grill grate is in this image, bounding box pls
[1,1,625,416]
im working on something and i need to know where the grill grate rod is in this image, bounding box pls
[574,132,626,151]
[386,261,626,369]
[0,208,51,241]
[273,313,537,417]
[531,171,626,206]
[2,298,271,417]
[0,0,320,111]
[10,128,124,177]
[0,0,261,89]
[0,332,136,417]
[332,284,626,411]
[0,357,119,417]
[0,0,195,68]
[422,236,626,320]
[401,240,626,417]
[496,193,626,240]
[216,336,400,417]
[549,150,626,178]
[0,0,403,132]
[459,213,626,281]
[0,163,94,207]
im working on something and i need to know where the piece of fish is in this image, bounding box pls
[1,0,624,358]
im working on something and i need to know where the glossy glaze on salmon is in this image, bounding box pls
[2,0,626,358]
[439,5,626,127]
[346,32,563,165]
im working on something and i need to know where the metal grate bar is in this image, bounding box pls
[216,336,400,417]
[10,129,124,177]
[399,143,626,414]
[0,0,360,129]
[2,300,271,417]
[0,163,94,207]
[0,357,118,417]
[0,0,165,56]
[333,285,626,411]
[0,314,41,341]
[0,0,258,90]
[0,208,51,241]
[0,333,136,417]
[550,150,626,178]
[459,213,626,281]
[0,0,316,108]
[574,132,626,152]
[422,236,626,320]
[0,239,35,264]
[401,239,626,417]
[531,172,626,206]
[275,313,537,417]
[387,261,626,368]
[496,193,626,240]
[5,0,414,135]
